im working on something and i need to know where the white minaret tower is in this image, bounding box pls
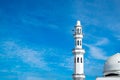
[72,20,85,80]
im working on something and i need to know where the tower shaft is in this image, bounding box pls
[72,21,85,80]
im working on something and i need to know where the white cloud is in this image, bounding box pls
[84,37,109,60]
[18,48,48,69]
[95,38,109,46]
[85,58,103,76]
[17,72,46,80]
[1,41,49,70]
[88,45,108,60]
[59,56,73,70]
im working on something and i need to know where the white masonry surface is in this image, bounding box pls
[96,53,120,80]
[72,21,85,80]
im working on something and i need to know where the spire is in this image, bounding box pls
[76,20,81,26]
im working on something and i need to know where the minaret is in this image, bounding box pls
[72,20,85,80]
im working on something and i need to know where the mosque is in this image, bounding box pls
[72,21,120,80]
[96,53,120,80]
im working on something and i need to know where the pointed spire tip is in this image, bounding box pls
[76,20,81,26]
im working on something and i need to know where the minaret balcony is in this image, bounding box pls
[73,33,83,38]
[72,48,85,54]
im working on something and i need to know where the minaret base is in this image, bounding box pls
[73,77,85,80]
[73,74,85,80]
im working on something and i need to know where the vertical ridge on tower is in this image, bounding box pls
[72,20,85,80]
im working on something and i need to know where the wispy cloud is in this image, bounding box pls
[59,56,73,70]
[84,37,109,60]
[87,45,108,60]
[17,72,46,80]
[85,58,103,76]
[116,35,120,40]
[106,22,120,34]
[20,14,59,30]
[1,40,49,70]
[95,38,109,46]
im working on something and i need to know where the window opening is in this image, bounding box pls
[80,41,82,45]
[76,29,79,34]
[77,40,79,46]
[81,58,82,63]
[74,57,76,63]
[77,57,79,63]
[80,29,81,34]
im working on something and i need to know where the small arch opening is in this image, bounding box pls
[80,41,82,46]
[77,57,79,63]
[81,58,82,63]
[80,29,82,34]
[76,29,79,34]
[77,40,80,46]
[74,57,76,63]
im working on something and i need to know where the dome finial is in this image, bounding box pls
[76,20,81,26]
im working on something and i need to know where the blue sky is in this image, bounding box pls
[0,0,120,80]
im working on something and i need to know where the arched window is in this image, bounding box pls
[76,28,82,34]
[81,58,82,63]
[74,57,76,63]
[80,41,82,45]
[77,40,79,46]
[80,29,82,34]
[77,57,79,63]
[76,29,79,34]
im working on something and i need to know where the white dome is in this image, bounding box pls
[104,53,120,76]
